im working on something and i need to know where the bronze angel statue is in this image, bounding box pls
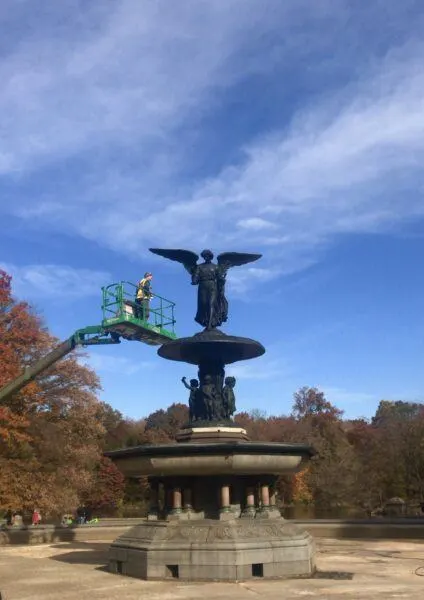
[149,248,262,330]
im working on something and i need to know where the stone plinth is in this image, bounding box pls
[109,518,315,581]
[175,426,249,443]
[107,435,316,580]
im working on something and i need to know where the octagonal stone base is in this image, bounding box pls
[109,518,315,581]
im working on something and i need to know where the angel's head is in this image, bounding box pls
[201,249,214,263]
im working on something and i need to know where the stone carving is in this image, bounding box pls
[149,248,261,330]
[162,521,300,543]
[166,525,209,543]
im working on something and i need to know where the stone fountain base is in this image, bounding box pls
[109,517,315,581]
[106,434,316,581]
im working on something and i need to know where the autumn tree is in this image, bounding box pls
[84,456,125,515]
[291,387,358,509]
[363,400,424,504]
[145,403,188,440]
[0,269,105,515]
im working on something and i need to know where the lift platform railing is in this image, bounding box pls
[101,282,176,333]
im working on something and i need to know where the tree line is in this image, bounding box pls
[1,268,424,519]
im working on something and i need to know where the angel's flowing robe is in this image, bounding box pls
[191,262,228,329]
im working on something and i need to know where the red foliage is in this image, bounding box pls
[85,457,125,512]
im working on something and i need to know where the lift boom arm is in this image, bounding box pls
[0,325,120,404]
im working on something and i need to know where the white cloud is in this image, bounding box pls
[81,353,155,376]
[227,357,289,381]
[237,218,278,232]
[0,0,299,176]
[322,386,377,404]
[0,263,110,299]
[15,42,424,274]
[321,386,378,415]
[227,267,281,294]
[2,3,424,288]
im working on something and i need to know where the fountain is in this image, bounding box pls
[107,248,316,581]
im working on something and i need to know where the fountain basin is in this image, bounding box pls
[105,441,314,477]
[107,438,316,580]
[158,330,265,364]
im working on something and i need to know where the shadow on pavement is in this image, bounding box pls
[313,570,354,580]
[49,542,110,566]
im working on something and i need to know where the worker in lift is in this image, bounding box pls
[135,272,153,320]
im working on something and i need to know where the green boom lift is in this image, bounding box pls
[0,281,176,404]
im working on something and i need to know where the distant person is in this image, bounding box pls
[31,508,41,526]
[76,505,87,524]
[85,506,93,523]
[5,509,12,526]
[135,272,153,320]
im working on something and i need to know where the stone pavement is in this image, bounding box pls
[1,538,424,599]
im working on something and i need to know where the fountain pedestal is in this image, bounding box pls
[107,318,316,580]
[107,435,315,580]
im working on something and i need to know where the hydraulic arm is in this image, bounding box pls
[0,325,120,404]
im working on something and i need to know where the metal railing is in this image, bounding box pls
[101,282,176,333]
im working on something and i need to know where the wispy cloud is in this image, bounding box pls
[0,263,110,299]
[0,0,296,176]
[227,357,290,381]
[227,267,281,295]
[2,2,424,287]
[80,353,156,376]
[322,386,377,407]
[237,218,278,232]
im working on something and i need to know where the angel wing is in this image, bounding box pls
[149,248,199,273]
[217,252,262,270]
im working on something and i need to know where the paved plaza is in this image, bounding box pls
[0,538,424,599]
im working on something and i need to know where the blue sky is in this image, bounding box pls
[1,0,424,420]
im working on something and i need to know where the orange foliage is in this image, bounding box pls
[292,468,313,504]
[0,269,105,514]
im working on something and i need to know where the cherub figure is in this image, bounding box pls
[181,377,199,422]
[222,376,236,419]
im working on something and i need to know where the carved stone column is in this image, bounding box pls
[171,486,182,513]
[241,484,256,518]
[260,483,270,508]
[219,483,233,520]
[257,481,278,519]
[220,484,230,509]
[258,480,280,519]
